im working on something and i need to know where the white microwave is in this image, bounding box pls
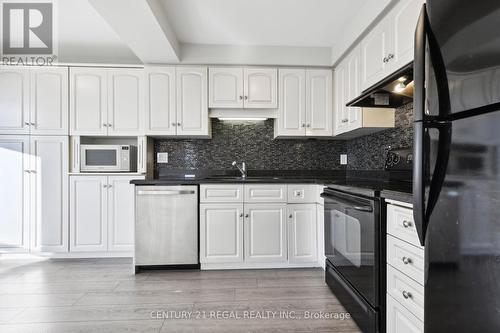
[80,145,137,172]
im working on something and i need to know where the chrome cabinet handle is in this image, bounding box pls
[402,256,412,265]
[383,57,388,63]
[341,119,348,123]
[25,122,30,126]
[301,123,306,127]
[239,96,243,100]
[402,290,412,299]
[245,214,249,218]
[289,214,293,219]
[387,53,394,60]
[306,124,311,127]
[108,123,112,127]
[30,122,36,126]
[244,96,248,100]
[239,213,243,218]
[177,122,181,126]
[172,123,177,127]
[103,123,108,127]
[402,220,412,228]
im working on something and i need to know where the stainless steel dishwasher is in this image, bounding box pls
[134,185,198,272]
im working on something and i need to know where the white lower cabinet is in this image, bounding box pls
[244,203,287,263]
[0,135,68,253]
[387,294,423,333]
[199,184,320,268]
[0,136,30,252]
[200,204,244,263]
[386,201,424,333]
[70,175,143,253]
[287,204,317,263]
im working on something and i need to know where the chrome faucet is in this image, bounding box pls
[232,161,247,178]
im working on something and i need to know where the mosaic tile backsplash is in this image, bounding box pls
[154,103,414,173]
[346,102,414,170]
[154,119,347,172]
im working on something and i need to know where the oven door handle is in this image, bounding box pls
[320,193,374,213]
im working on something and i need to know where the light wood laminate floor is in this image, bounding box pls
[0,258,361,333]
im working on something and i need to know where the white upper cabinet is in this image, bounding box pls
[107,69,144,136]
[334,61,349,136]
[275,68,333,138]
[30,136,68,253]
[176,66,210,137]
[346,47,362,131]
[209,68,244,108]
[70,67,145,136]
[0,66,68,135]
[0,67,30,134]
[70,67,108,136]
[361,16,392,91]
[275,68,306,137]
[244,68,277,108]
[145,67,177,136]
[361,0,424,90]
[208,67,277,109]
[390,0,425,72]
[0,136,30,253]
[305,69,333,136]
[30,67,69,135]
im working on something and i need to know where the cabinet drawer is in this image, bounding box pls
[287,184,317,203]
[387,265,424,321]
[200,184,244,203]
[387,204,422,248]
[244,184,287,203]
[387,235,424,285]
[387,294,423,333]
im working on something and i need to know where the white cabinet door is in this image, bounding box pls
[70,68,108,136]
[287,204,317,263]
[70,176,107,252]
[200,204,244,263]
[243,68,277,108]
[30,67,69,135]
[107,176,142,252]
[209,67,244,108]
[346,47,363,132]
[333,61,349,136]
[361,17,392,90]
[306,69,333,136]
[0,67,30,134]
[107,69,144,136]
[387,295,424,333]
[390,0,424,72]
[244,204,287,263]
[0,136,30,252]
[145,67,176,136]
[176,67,209,137]
[276,68,306,137]
[30,136,68,252]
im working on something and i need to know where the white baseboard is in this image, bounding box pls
[201,261,321,270]
[0,252,133,259]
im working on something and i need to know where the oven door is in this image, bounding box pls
[80,145,122,172]
[321,188,379,307]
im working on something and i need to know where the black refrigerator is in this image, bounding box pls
[413,1,500,332]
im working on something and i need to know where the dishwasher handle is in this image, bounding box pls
[137,190,196,196]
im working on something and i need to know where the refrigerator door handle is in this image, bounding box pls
[413,121,452,246]
[414,5,427,122]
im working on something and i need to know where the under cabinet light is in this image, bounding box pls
[218,117,268,121]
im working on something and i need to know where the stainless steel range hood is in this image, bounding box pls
[347,62,413,108]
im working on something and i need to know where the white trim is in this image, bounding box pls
[0,252,132,259]
[201,262,320,270]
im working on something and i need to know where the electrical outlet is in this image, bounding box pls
[340,154,348,165]
[157,152,169,163]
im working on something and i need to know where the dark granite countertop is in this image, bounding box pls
[131,170,413,201]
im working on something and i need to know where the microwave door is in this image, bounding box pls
[81,146,121,172]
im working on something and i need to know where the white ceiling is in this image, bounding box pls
[57,0,140,64]
[160,0,369,47]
